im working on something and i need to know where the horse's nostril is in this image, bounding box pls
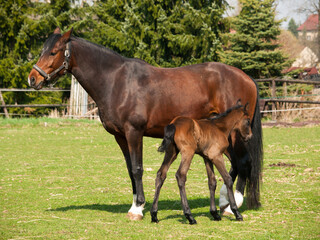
[30,77,35,86]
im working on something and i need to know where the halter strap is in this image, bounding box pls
[33,41,71,86]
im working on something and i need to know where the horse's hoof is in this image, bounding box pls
[189,219,197,225]
[151,212,159,223]
[151,218,159,223]
[127,212,143,221]
[236,217,243,221]
[210,210,221,221]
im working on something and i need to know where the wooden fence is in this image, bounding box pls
[256,78,320,120]
[1,78,320,120]
[0,88,70,118]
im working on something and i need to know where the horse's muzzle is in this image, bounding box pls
[28,76,35,87]
[28,75,44,90]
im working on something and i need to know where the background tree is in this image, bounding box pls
[0,0,79,116]
[221,0,290,78]
[1,0,229,116]
[72,0,229,67]
[288,18,298,37]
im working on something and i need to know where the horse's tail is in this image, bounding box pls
[246,78,263,209]
[158,124,176,153]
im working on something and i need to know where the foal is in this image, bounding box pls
[150,102,252,224]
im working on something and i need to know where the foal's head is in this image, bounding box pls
[234,103,252,142]
[28,27,73,90]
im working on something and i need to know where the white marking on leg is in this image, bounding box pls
[128,194,144,216]
[234,190,244,208]
[219,184,229,209]
[219,184,244,215]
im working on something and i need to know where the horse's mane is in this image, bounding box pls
[208,104,244,121]
[42,32,149,65]
[71,36,124,57]
[71,36,149,65]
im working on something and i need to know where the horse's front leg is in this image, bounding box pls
[219,165,244,215]
[114,134,140,220]
[124,126,145,220]
[214,155,243,221]
[219,135,245,215]
[203,157,221,221]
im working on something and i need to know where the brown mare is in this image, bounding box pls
[28,28,263,220]
[151,102,252,224]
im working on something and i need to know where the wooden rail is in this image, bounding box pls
[0,88,70,118]
[0,88,70,92]
[255,78,320,85]
[256,78,320,120]
[1,78,319,119]
[0,104,68,108]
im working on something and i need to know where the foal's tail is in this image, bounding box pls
[246,78,263,209]
[158,124,176,153]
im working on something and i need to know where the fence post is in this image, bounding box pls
[271,79,276,121]
[0,90,9,118]
[69,75,88,118]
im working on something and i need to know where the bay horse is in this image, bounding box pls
[28,28,263,220]
[151,102,252,224]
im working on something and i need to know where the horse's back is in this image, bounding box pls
[106,60,258,138]
[150,62,257,119]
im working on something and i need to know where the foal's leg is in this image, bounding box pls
[176,150,197,224]
[151,145,178,223]
[203,157,221,221]
[214,155,243,221]
[219,139,245,215]
[219,165,244,216]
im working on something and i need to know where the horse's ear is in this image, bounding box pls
[52,28,73,51]
[53,27,61,34]
[60,28,73,43]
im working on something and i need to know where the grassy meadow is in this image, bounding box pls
[0,118,319,239]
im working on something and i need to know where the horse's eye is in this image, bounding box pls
[50,52,57,56]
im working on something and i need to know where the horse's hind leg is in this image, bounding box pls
[176,151,197,225]
[151,144,178,223]
[214,155,243,221]
[203,157,221,221]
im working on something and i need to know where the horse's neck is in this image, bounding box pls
[216,110,242,136]
[69,38,124,105]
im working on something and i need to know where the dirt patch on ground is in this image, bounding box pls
[269,162,297,167]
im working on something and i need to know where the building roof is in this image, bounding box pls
[297,14,319,31]
[283,67,318,76]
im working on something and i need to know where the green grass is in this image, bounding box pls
[0,119,319,239]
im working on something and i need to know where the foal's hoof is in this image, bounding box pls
[151,218,159,223]
[127,212,143,221]
[185,213,197,225]
[151,212,159,223]
[210,211,221,221]
[236,216,243,221]
[189,219,197,225]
